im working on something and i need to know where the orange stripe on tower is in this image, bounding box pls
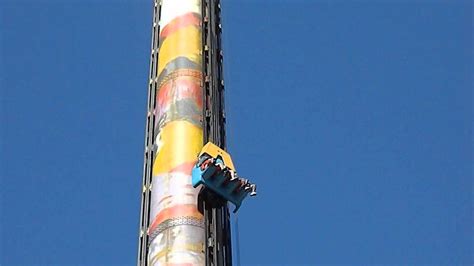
[168,161,196,174]
[157,75,203,109]
[148,204,203,233]
[160,13,201,40]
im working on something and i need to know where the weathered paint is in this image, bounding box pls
[148,0,204,265]
[155,74,203,129]
[158,26,201,76]
[157,57,201,86]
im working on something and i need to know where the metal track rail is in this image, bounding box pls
[201,0,233,265]
[137,0,161,265]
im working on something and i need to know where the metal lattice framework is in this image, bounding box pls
[137,1,161,265]
[200,0,233,265]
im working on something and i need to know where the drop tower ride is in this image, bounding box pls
[137,1,255,265]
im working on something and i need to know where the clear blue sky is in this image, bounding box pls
[1,0,472,265]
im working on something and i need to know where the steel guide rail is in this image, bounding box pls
[201,0,233,265]
[137,0,161,265]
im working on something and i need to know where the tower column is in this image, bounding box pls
[139,0,206,265]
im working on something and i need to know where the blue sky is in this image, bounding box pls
[1,0,472,265]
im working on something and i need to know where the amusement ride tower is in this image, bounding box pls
[137,1,255,265]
